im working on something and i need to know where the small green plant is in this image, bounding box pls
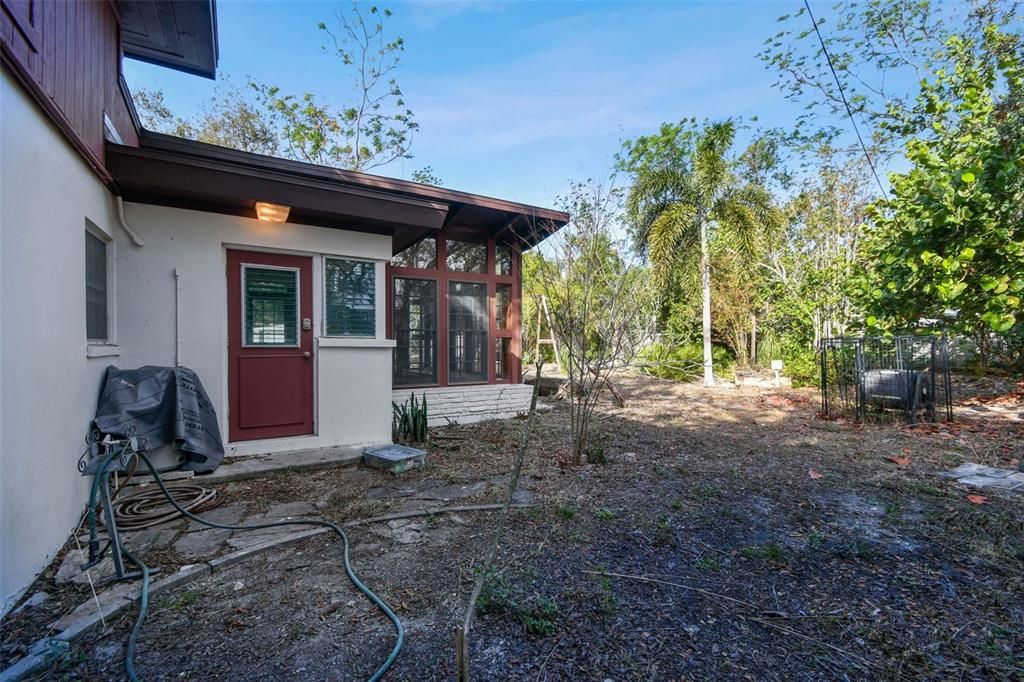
[694,557,721,571]
[838,540,877,561]
[558,505,577,520]
[158,589,201,611]
[670,500,683,511]
[586,440,608,464]
[594,508,617,521]
[475,572,560,636]
[590,563,617,614]
[694,484,721,499]
[475,573,516,616]
[718,505,744,522]
[741,542,785,561]
[392,391,428,442]
[598,575,617,613]
[521,597,560,636]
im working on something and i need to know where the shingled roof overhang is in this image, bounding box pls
[105,132,570,254]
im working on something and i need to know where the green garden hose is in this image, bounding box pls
[89,449,404,681]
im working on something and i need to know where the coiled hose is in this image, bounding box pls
[103,484,221,531]
[89,448,404,681]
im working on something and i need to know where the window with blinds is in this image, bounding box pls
[324,258,376,337]
[85,230,108,341]
[243,266,299,345]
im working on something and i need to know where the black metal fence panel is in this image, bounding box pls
[820,334,953,424]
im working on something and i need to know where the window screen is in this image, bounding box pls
[446,240,486,273]
[448,281,488,383]
[244,266,298,345]
[496,245,513,276]
[393,278,438,385]
[85,231,108,341]
[391,238,436,269]
[325,258,375,336]
[496,284,512,330]
[495,338,512,380]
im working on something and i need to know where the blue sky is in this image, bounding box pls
[124,0,832,209]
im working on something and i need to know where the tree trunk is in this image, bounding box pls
[700,220,714,386]
[750,312,758,365]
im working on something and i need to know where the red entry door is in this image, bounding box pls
[227,250,314,441]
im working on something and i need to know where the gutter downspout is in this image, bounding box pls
[174,268,182,367]
[115,196,145,247]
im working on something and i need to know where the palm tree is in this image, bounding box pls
[626,120,781,386]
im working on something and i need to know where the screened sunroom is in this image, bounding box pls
[388,232,520,389]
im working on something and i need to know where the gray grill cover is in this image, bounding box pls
[94,366,224,473]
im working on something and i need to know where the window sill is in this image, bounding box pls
[317,337,396,349]
[87,344,121,358]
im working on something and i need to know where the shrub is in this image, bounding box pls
[781,342,820,388]
[392,392,428,442]
[638,342,734,382]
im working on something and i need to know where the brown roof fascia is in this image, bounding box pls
[137,131,571,227]
[106,141,451,231]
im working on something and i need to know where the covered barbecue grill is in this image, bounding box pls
[819,334,953,424]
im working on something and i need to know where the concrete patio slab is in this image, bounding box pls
[943,462,1024,493]
[956,474,1024,491]
[192,444,370,485]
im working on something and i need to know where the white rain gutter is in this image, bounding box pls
[116,196,145,247]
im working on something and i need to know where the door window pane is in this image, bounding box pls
[393,278,438,385]
[448,281,488,383]
[496,283,512,330]
[495,338,512,380]
[392,237,436,269]
[85,231,108,341]
[244,266,298,345]
[324,258,375,336]
[496,245,513,276]
[446,240,486,273]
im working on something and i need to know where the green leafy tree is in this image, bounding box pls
[760,0,1022,154]
[134,84,279,155]
[410,166,442,185]
[855,26,1024,364]
[763,148,873,349]
[134,4,417,172]
[622,120,783,385]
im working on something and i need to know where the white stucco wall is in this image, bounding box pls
[1,71,121,614]
[393,384,535,427]
[1,70,395,612]
[115,203,395,456]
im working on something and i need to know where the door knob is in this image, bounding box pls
[303,351,312,358]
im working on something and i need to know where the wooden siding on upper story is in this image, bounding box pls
[1,0,139,181]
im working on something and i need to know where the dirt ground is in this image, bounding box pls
[6,373,1024,680]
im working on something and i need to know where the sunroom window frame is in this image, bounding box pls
[387,229,520,389]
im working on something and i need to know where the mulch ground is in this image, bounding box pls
[6,373,1024,680]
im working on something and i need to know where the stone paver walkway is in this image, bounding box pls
[942,462,1024,492]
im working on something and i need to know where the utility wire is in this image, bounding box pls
[803,0,890,202]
